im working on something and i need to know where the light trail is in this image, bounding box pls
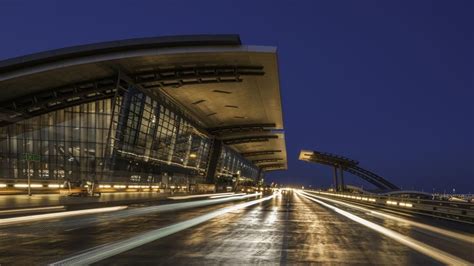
[168,192,235,200]
[0,205,65,215]
[301,190,473,244]
[296,190,471,265]
[50,193,276,265]
[210,193,246,199]
[8,193,265,231]
[0,206,127,226]
[119,193,263,218]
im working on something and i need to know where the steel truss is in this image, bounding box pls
[241,150,282,157]
[208,123,276,136]
[134,65,264,89]
[0,64,264,127]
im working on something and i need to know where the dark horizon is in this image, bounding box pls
[0,0,472,192]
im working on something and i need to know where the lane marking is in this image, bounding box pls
[0,206,127,226]
[0,205,65,215]
[50,193,276,265]
[302,190,473,244]
[297,191,471,265]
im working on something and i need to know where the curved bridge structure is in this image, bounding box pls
[299,149,399,191]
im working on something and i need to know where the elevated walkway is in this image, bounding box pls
[299,149,399,191]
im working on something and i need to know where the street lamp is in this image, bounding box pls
[22,153,41,196]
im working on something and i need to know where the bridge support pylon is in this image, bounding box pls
[339,165,345,191]
[333,165,345,192]
[333,166,339,191]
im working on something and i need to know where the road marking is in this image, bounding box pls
[50,193,276,265]
[0,206,127,226]
[301,190,473,244]
[297,191,471,265]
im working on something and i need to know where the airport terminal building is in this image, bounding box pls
[0,35,286,191]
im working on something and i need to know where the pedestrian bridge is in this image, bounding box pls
[299,149,400,191]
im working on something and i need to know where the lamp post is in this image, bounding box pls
[27,159,31,196]
[22,153,41,196]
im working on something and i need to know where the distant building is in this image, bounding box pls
[0,35,287,189]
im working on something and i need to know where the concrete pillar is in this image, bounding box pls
[333,166,339,191]
[339,166,345,191]
[205,139,222,184]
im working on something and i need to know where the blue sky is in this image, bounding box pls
[0,0,472,192]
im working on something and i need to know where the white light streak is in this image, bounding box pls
[50,194,275,265]
[301,191,472,243]
[297,191,471,265]
[168,192,235,200]
[209,193,246,199]
[0,206,65,215]
[0,206,127,226]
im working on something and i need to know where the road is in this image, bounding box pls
[0,190,472,265]
[0,192,179,210]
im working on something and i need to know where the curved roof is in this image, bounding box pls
[0,34,287,171]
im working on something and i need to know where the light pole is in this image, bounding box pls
[27,159,31,196]
[23,153,40,197]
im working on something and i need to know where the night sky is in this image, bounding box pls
[1,1,472,192]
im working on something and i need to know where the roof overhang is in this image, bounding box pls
[0,35,287,171]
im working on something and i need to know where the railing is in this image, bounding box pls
[303,190,474,224]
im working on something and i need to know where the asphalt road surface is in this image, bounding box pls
[0,190,472,265]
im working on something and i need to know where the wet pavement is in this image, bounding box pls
[0,190,472,265]
[99,191,445,265]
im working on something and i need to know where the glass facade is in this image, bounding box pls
[107,87,211,184]
[215,145,261,186]
[0,83,261,187]
[0,85,211,184]
[0,99,113,182]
